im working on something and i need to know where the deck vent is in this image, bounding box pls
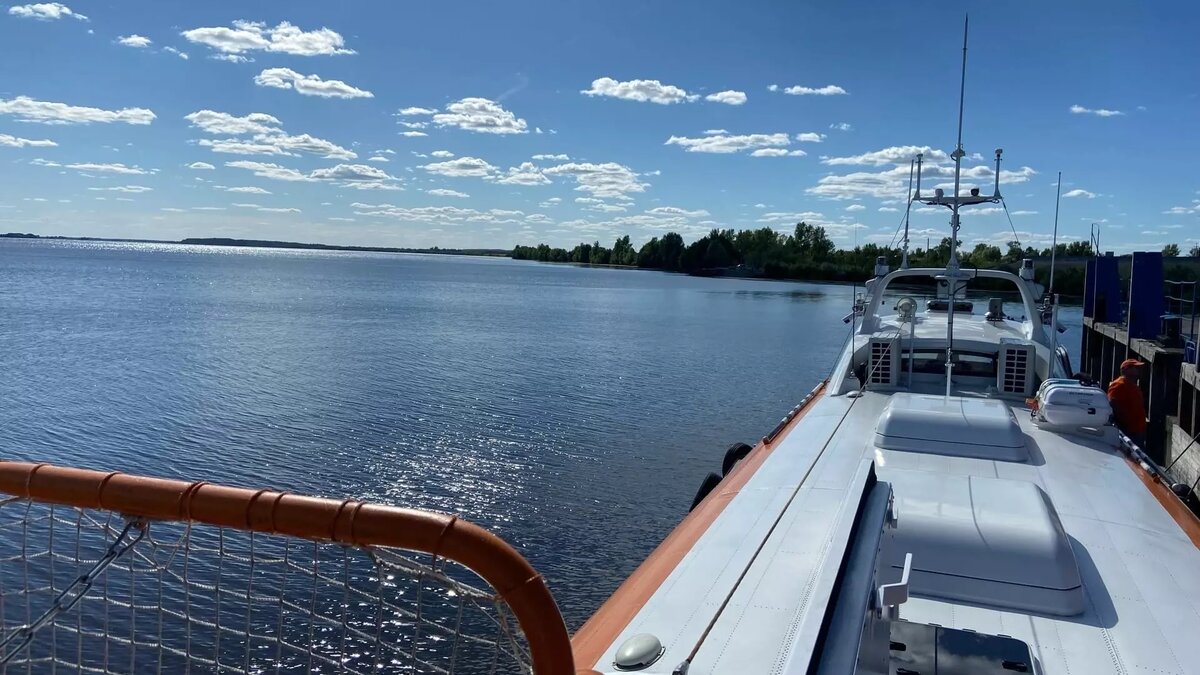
[998,338,1035,396]
[868,336,900,387]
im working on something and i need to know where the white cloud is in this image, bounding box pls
[823,145,947,166]
[830,122,853,131]
[211,53,252,63]
[666,132,790,154]
[352,205,530,226]
[163,46,188,59]
[543,161,647,199]
[198,139,294,156]
[421,156,497,177]
[0,96,154,125]
[224,160,313,182]
[493,162,550,186]
[1010,210,1038,216]
[224,160,399,190]
[581,77,697,105]
[225,186,271,194]
[400,131,428,137]
[367,155,389,162]
[197,133,355,160]
[30,158,152,174]
[705,90,747,105]
[427,188,469,198]
[431,97,527,134]
[397,107,436,116]
[845,204,866,212]
[531,153,568,161]
[1069,104,1124,117]
[186,111,355,159]
[749,148,806,157]
[86,185,152,193]
[1062,189,1096,198]
[0,133,56,147]
[702,129,726,136]
[646,206,709,218]
[767,84,779,92]
[259,132,355,159]
[309,164,392,181]
[878,206,900,213]
[161,207,186,212]
[257,207,301,213]
[583,203,628,213]
[181,20,354,56]
[795,132,825,143]
[398,121,427,129]
[69,161,148,174]
[117,34,152,48]
[184,110,281,135]
[8,3,86,20]
[253,67,372,99]
[808,145,1034,200]
[782,84,847,96]
[430,150,455,158]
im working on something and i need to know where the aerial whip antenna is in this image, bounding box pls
[1049,170,1062,294]
[901,158,914,269]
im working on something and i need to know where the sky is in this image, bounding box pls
[1,0,1198,252]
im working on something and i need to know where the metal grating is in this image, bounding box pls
[999,342,1033,395]
[869,338,898,387]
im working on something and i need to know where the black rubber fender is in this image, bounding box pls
[689,472,723,512]
[722,442,753,477]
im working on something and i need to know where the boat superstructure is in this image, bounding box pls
[571,18,1200,675]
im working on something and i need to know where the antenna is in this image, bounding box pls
[1049,170,1062,294]
[901,158,914,269]
[939,14,970,398]
[947,14,968,270]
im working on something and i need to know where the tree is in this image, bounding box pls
[1190,244,1200,257]
[1163,243,1181,257]
[659,232,686,271]
[611,235,637,266]
[637,237,662,268]
[1004,240,1024,262]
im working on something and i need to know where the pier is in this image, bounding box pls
[1080,251,1200,486]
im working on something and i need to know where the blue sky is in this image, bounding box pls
[1,0,1197,252]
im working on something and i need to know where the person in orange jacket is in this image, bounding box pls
[1108,358,1147,446]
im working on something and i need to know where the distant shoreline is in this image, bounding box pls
[0,232,509,258]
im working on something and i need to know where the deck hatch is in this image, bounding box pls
[882,471,1085,617]
[874,394,1027,461]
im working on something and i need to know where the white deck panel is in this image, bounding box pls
[585,385,1200,674]
[589,394,854,673]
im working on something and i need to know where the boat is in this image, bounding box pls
[2,17,1199,675]
[570,18,1200,675]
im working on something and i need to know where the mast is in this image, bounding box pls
[901,159,914,269]
[912,15,1002,397]
[1049,171,1062,294]
[942,15,970,398]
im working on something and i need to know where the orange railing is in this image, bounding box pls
[0,461,575,674]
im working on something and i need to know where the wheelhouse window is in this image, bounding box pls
[901,350,997,378]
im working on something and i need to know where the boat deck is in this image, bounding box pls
[584,389,1200,674]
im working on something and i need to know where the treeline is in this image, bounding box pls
[511,223,1200,296]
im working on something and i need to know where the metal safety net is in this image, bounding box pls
[0,496,537,674]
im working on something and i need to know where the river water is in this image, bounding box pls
[0,238,1082,630]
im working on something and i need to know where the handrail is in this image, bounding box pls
[0,461,575,675]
